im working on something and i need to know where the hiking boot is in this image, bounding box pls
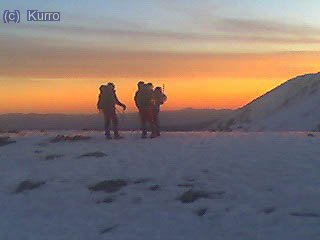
[150,133,157,139]
[105,134,112,140]
[114,134,123,140]
[141,134,147,139]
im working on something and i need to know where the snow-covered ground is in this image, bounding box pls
[1,131,320,240]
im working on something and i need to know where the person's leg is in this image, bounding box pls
[147,108,157,138]
[103,111,112,139]
[112,114,121,138]
[154,109,160,136]
[140,109,147,138]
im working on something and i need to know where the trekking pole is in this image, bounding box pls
[162,84,165,93]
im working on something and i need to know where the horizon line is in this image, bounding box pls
[0,107,234,116]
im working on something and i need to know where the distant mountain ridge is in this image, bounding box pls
[0,109,231,131]
[213,72,320,131]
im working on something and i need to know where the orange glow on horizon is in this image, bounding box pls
[1,52,320,114]
[0,77,293,114]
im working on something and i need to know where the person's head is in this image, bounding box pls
[146,82,153,90]
[154,87,162,93]
[137,81,145,89]
[99,85,108,93]
[107,82,115,90]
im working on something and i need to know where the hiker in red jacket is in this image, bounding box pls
[134,82,156,138]
[153,87,167,136]
[97,83,126,139]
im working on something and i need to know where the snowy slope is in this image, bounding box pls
[216,72,320,131]
[1,131,320,240]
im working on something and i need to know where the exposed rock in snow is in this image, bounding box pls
[79,152,107,158]
[177,183,194,188]
[45,154,64,160]
[15,180,45,193]
[50,135,91,143]
[133,178,151,184]
[290,212,320,218]
[100,225,118,234]
[178,190,211,203]
[260,206,276,215]
[196,207,208,217]
[89,179,128,193]
[0,136,16,147]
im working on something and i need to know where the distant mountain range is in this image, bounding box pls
[212,72,320,132]
[0,108,231,131]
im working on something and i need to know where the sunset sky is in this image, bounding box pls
[1,0,320,113]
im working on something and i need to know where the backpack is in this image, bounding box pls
[97,87,116,109]
[154,92,166,105]
[137,88,153,108]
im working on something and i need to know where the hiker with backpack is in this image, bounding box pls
[97,83,126,139]
[153,86,167,136]
[134,81,145,111]
[134,82,157,138]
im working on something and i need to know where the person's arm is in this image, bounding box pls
[163,94,167,103]
[114,92,127,110]
[97,95,102,110]
[134,92,139,108]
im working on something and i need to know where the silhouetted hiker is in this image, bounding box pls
[134,81,145,110]
[97,83,126,139]
[134,82,156,138]
[153,87,167,136]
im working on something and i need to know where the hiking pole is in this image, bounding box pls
[162,84,165,93]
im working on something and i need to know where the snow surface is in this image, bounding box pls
[1,131,320,240]
[222,72,320,131]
